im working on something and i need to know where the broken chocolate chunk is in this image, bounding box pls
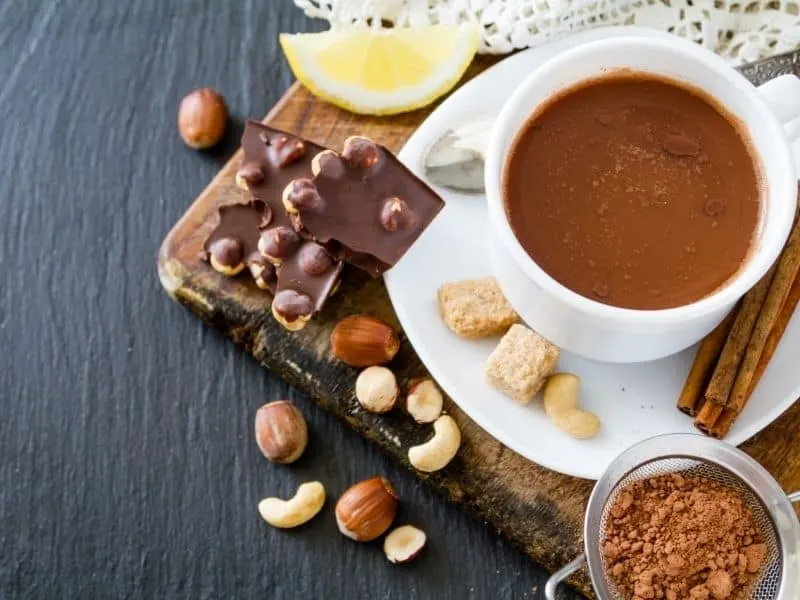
[237,121,344,325]
[288,138,445,277]
[203,201,272,286]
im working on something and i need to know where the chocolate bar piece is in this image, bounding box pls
[203,122,342,330]
[282,136,445,277]
[239,121,343,330]
[203,201,277,291]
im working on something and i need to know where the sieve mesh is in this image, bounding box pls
[594,457,782,600]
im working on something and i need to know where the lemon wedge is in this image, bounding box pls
[280,24,480,115]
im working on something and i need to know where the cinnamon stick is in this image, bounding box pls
[702,267,776,408]
[696,262,800,439]
[705,408,738,440]
[677,309,738,417]
[727,217,800,414]
[745,269,800,399]
[694,400,724,436]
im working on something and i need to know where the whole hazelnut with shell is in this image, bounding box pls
[178,87,228,149]
[335,476,398,541]
[254,400,308,464]
[330,314,400,367]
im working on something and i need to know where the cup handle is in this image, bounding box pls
[757,74,800,142]
[545,553,587,600]
[788,490,800,504]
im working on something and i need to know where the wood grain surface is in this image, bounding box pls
[0,2,579,599]
[159,36,800,600]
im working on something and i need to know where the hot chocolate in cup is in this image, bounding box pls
[485,35,800,363]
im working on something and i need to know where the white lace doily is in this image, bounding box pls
[294,0,800,64]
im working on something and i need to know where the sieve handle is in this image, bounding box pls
[789,491,800,504]
[545,554,587,600]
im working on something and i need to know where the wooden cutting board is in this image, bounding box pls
[158,51,800,598]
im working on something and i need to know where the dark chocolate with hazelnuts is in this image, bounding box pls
[225,121,342,330]
[203,201,276,289]
[282,136,445,277]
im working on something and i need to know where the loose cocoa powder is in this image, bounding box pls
[603,473,767,600]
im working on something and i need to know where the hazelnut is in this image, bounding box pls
[342,136,381,169]
[405,379,443,424]
[258,226,301,265]
[254,400,308,464]
[207,237,245,276]
[282,178,323,215]
[178,87,228,149]
[272,289,314,331]
[331,314,400,367]
[355,366,398,413]
[380,197,415,232]
[248,261,276,290]
[297,243,334,277]
[270,135,306,168]
[335,476,398,541]
[383,525,427,564]
[311,150,345,178]
[236,161,265,190]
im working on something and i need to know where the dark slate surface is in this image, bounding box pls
[0,2,575,598]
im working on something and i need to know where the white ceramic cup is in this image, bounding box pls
[485,35,800,363]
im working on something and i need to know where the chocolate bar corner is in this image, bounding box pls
[284,135,445,277]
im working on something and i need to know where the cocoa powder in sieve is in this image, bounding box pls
[603,473,767,600]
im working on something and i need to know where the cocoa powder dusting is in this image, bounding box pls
[603,473,767,600]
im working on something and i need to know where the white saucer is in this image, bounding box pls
[384,27,800,480]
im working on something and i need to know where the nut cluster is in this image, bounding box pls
[248,313,438,565]
[328,314,459,473]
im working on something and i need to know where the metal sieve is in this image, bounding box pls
[545,434,800,600]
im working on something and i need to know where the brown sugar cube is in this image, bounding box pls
[485,324,559,403]
[437,277,519,339]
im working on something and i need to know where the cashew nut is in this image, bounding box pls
[408,415,461,472]
[258,481,326,528]
[542,373,601,440]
